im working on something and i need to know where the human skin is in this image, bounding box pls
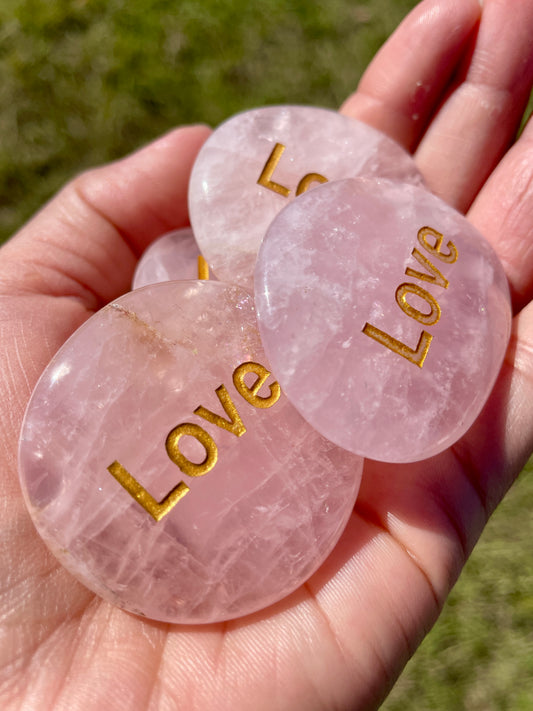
[1,0,533,709]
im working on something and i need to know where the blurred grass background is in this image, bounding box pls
[0,1,532,709]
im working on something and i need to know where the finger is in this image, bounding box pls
[340,0,481,150]
[467,116,533,312]
[452,302,533,514]
[415,0,533,212]
[0,125,211,311]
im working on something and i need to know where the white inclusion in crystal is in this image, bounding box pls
[50,362,71,384]
[342,337,352,349]
[262,282,272,311]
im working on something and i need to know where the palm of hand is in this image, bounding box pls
[2,1,533,709]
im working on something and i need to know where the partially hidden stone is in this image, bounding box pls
[132,227,210,289]
[188,105,423,291]
[255,178,512,463]
[19,281,363,624]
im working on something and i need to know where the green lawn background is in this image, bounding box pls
[1,1,532,709]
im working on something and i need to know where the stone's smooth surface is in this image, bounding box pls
[19,281,363,624]
[188,105,423,290]
[255,178,512,463]
[132,227,209,289]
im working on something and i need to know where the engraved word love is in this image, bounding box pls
[257,142,328,197]
[362,226,458,367]
[107,361,281,522]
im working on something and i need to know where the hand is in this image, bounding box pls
[1,1,533,709]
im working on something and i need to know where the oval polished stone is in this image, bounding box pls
[19,281,363,624]
[188,105,423,291]
[255,178,512,463]
[132,227,209,289]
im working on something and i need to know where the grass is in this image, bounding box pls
[1,1,532,709]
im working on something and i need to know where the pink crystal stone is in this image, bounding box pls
[18,281,363,624]
[255,178,512,463]
[188,105,423,290]
[132,227,210,289]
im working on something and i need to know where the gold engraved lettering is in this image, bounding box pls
[257,143,291,197]
[165,423,218,477]
[395,282,441,326]
[194,384,246,437]
[362,323,433,368]
[233,361,281,409]
[296,172,328,196]
[197,255,209,280]
[418,226,458,264]
[405,248,449,289]
[107,460,190,522]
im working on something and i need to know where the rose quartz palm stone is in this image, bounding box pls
[188,105,423,290]
[19,281,363,624]
[132,227,212,289]
[255,178,512,463]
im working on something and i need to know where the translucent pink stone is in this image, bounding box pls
[132,227,207,289]
[19,281,363,623]
[188,105,423,290]
[255,178,512,463]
